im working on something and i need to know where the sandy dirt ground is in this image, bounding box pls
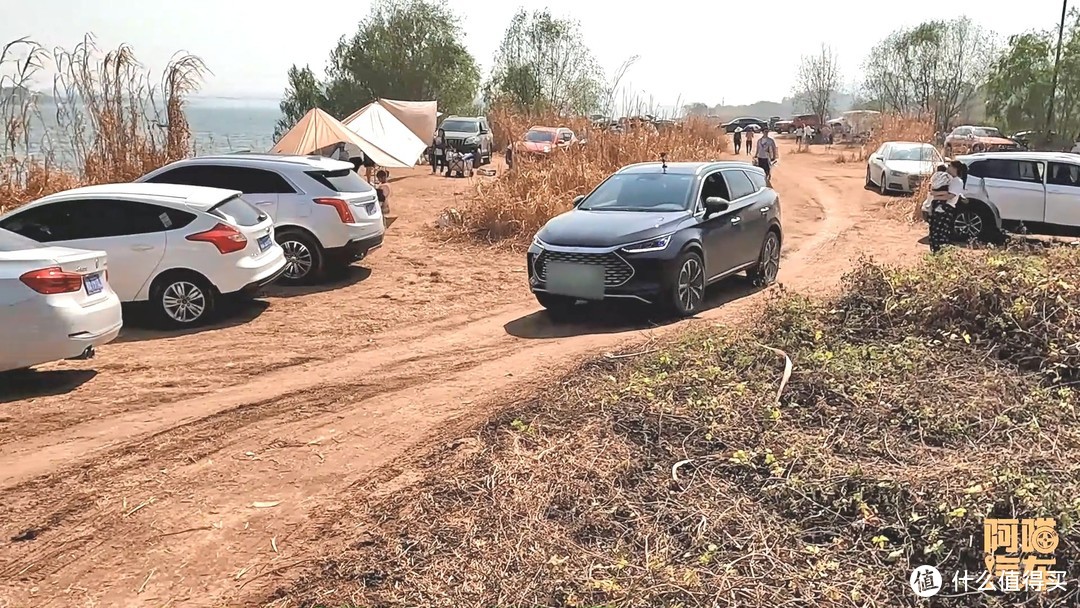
[0,145,928,607]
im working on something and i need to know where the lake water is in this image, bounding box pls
[4,97,283,166]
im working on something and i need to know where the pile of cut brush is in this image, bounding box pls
[273,244,1080,608]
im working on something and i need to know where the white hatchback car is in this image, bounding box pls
[0,183,286,328]
[0,228,122,371]
[137,154,385,284]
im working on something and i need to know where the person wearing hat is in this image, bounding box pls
[733,127,743,154]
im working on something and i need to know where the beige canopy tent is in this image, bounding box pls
[270,108,369,156]
[341,102,428,168]
[376,99,438,145]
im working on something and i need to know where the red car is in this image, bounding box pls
[517,126,577,155]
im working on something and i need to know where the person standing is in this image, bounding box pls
[733,128,743,155]
[754,127,778,187]
[745,129,754,157]
[927,160,968,253]
[794,125,804,151]
[804,125,814,147]
[430,129,446,174]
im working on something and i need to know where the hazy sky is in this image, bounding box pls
[2,0,1071,107]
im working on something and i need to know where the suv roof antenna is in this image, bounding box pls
[660,152,668,172]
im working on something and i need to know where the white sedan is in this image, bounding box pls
[865,141,944,194]
[0,183,287,328]
[1,228,122,372]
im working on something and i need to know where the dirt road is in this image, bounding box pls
[0,147,926,607]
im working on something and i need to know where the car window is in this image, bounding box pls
[560,131,573,142]
[744,170,767,191]
[578,172,695,212]
[699,172,730,208]
[722,170,756,200]
[148,164,296,194]
[304,169,373,193]
[1048,162,1080,187]
[0,199,178,242]
[975,159,1043,183]
[210,195,266,227]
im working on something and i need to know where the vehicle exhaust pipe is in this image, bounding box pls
[73,345,96,360]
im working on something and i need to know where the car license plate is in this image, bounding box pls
[257,234,272,252]
[545,262,605,300]
[84,273,103,295]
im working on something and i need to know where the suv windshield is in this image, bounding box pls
[579,173,694,212]
[305,169,373,193]
[440,119,479,133]
[973,127,1002,138]
[525,130,555,143]
[887,145,940,161]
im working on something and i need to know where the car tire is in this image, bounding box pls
[879,169,890,194]
[276,229,324,285]
[865,166,873,188]
[150,271,217,329]
[667,250,706,317]
[748,230,782,287]
[535,292,577,321]
[953,202,1001,244]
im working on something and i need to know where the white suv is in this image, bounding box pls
[138,154,384,284]
[922,152,1080,241]
[0,183,286,328]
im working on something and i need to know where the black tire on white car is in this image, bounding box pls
[276,228,325,285]
[150,271,217,329]
[953,202,1003,244]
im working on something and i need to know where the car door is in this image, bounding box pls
[869,144,889,185]
[696,171,740,278]
[0,198,170,301]
[968,158,1045,223]
[1044,161,1080,228]
[722,169,766,265]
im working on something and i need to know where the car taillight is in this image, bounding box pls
[20,266,84,294]
[314,198,355,223]
[186,222,248,254]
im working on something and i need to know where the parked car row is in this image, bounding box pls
[0,153,386,371]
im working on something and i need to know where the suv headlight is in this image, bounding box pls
[465,136,479,145]
[620,234,672,254]
[532,234,545,248]
[889,170,904,177]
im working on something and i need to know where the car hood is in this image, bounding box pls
[883,159,938,175]
[537,209,690,248]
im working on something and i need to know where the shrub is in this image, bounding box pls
[0,35,204,212]
[439,105,728,245]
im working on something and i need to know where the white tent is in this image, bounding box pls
[376,99,438,146]
[342,102,428,168]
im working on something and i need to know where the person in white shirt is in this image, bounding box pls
[794,126,804,150]
[927,160,968,252]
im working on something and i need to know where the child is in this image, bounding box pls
[745,130,754,156]
[374,169,391,216]
[924,164,950,214]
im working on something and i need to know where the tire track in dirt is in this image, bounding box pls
[0,153,917,608]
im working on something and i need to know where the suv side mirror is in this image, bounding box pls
[572,195,586,207]
[704,196,729,215]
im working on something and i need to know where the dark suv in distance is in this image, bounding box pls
[439,116,494,166]
[527,161,783,318]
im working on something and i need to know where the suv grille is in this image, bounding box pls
[446,138,468,149]
[535,250,634,287]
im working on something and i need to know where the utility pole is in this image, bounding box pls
[1046,0,1069,140]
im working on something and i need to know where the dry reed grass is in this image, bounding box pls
[0,35,205,212]
[440,104,729,246]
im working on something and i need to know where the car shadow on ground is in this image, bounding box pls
[0,368,97,402]
[114,298,270,343]
[262,265,372,299]
[504,276,760,340]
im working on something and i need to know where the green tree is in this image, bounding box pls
[275,0,479,138]
[485,9,604,114]
[863,17,996,132]
[274,65,328,141]
[986,10,1080,142]
[682,102,710,117]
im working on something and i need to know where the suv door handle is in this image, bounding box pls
[730,216,741,225]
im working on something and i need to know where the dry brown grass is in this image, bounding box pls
[275,245,1080,608]
[0,35,205,212]
[439,105,729,246]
